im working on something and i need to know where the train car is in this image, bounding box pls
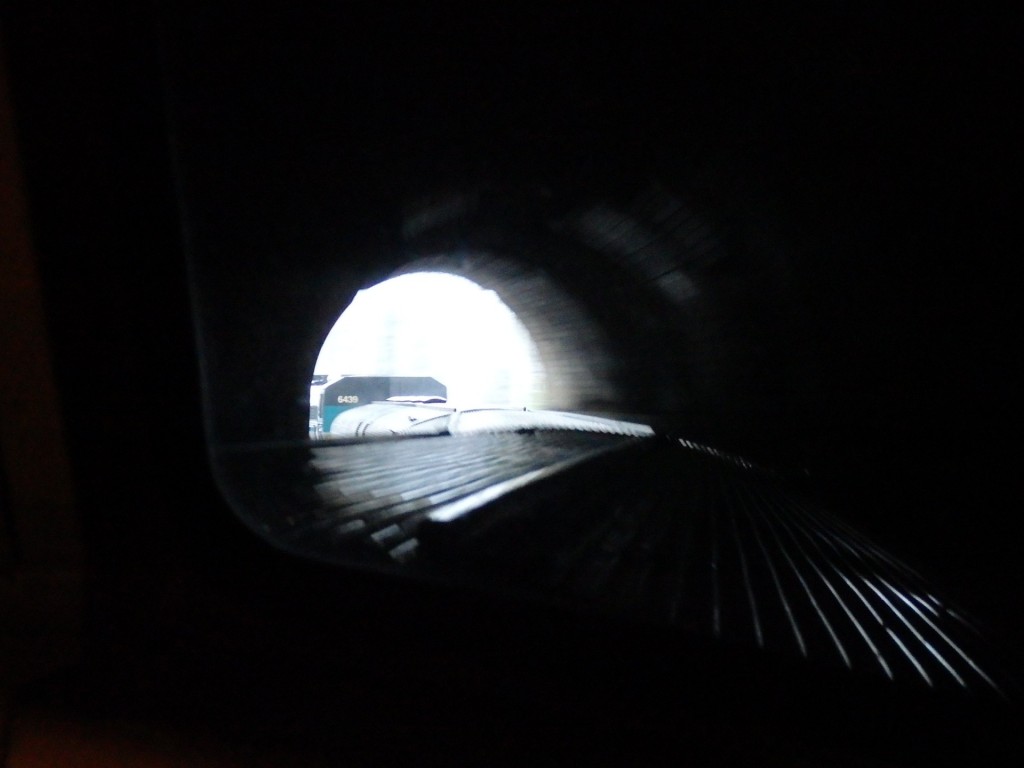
[317,375,447,436]
[326,399,456,438]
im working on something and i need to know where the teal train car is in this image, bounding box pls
[316,376,447,437]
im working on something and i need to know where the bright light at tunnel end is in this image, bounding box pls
[314,272,545,409]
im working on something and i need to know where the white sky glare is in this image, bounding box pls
[314,272,544,407]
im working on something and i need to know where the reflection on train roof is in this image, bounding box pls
[325,400,654,439]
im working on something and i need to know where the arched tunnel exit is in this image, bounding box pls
[307,250,670,440]
[314,272,543,409]
[309,270,547,438]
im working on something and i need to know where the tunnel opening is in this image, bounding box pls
[310,271,545,438]
[305,255,656,441]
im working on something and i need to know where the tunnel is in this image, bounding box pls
[157,1,1019,696]
[2,4,1017,765]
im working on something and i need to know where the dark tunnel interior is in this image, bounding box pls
[165,4,1019,631]
[1,2,1021,765]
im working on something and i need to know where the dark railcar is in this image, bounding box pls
[318,376,446,435]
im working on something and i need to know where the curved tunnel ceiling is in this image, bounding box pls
[162,6,1009,497]
[170,21,832,470]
